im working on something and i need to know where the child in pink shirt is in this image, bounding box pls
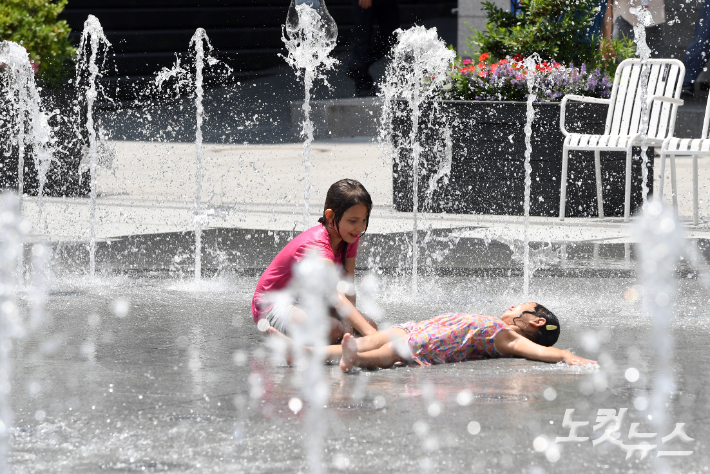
[252,179,378,343]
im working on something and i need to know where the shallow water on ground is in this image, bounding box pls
[8,262,710,473]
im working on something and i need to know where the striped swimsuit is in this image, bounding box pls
[394,314,511,366]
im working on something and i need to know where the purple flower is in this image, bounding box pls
[444,59,613,102]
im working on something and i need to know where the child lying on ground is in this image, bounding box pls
[269,302,597,371]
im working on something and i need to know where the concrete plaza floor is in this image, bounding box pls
[23,139,710,247]
[11,255,710,474]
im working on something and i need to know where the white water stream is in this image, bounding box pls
[282,0,338,231]
[379,26,454,295]
[191,29,209,281]
[76,15,110,277]
[0,41,54,277]
[631,6,654,206]
[155,28,228,281]
[522,55,539,297]
[0,194,25,470]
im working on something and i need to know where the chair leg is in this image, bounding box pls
[559,146,569,221]
[658,149,667,202]
[669,154,678,213]
[624,146,633,222]
[693,154,699,226]
[594,150,604,218]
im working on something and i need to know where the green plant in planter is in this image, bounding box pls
[0,0,75,87]
[467,0,635,77]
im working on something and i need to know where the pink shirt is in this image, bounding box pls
[251,224,359,322]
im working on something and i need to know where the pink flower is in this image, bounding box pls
[462,59,472,65]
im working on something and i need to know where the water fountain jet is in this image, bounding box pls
[0,193,25,471]
[379,26,454,295]
[156,28,230,281]
[0,41,55,277]
[267,252,336,474]
[523,55,540,297]
[635,201,685,474]
[282,0,338,231]
[631,6,654,205]
[75,15,111,277]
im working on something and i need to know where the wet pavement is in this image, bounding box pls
[9,131,710,474]
[9,268,710,473]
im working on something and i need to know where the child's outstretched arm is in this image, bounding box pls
[334,292,377,337]
[494,330,598,366]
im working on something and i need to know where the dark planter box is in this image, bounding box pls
[392,100,652,217]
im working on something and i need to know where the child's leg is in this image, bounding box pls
[355,327,406,352]
[330,327,406,361]
[334,328,407,361]
[269,327,406,364]
[324,327,406,363]
[269,327,344,362]
[340,333,405,372]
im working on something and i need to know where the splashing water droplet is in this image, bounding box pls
[456,389,473,406]
[288,397,303,413]
[112,299,129,318]
[533,435,548,452]
[256,319,270,332]
[543,387,557,401]
[625,367,640,382]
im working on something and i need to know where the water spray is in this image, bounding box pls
[282,0,338,231]
[267,253,336,474]
[523,54,540,297]
[631,5,654,209]
[379,26,454,296]
[0,41,55,278]
[0,193,26,471]
[156,28,229,281]
[76,15,111,277]
[634,202,685,474]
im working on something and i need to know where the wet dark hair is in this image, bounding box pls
[532,304,560,347]
[513,303,560,347]
[317,179,372,262]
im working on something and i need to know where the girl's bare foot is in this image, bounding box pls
[339,333,358,372]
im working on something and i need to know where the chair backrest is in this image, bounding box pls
[702,90,710,140]
[605,58,685,140]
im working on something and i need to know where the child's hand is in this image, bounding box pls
[563,352,598,367]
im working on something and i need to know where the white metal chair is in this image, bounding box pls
[657,97,708,225]
[559,58,685,221]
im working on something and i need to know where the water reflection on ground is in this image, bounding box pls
[8,233,710,473]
